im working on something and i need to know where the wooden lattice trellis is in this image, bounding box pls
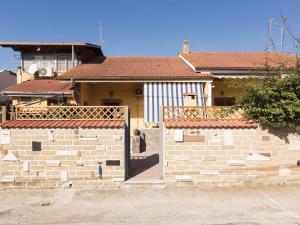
[15,106,126,121]
[163,106,244,121]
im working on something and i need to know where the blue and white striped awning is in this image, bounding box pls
[144,82,205,123]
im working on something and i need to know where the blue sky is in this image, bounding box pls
[0,0,300,71]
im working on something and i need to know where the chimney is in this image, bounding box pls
[182,40,190,54]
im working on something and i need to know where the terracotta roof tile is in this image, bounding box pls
[165,120,258,128]
[180,52,297,70]
[2,79,73,95]
[0,120,124,128]
[60,56,211,80]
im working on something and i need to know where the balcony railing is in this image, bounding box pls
[163,106,244,121]
[15,106,126,121]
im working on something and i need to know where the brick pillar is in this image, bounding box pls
[1,106,6,122]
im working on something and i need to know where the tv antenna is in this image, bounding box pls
[267,18,274,51]
[98,21,104,47]
[280,26,286,53]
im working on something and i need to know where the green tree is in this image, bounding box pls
[239,73,300,127]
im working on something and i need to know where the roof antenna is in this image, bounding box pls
[280,26,286,53]
[98,21,104,47]
[267,18,274,52]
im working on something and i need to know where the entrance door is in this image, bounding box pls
[129,128,161,180]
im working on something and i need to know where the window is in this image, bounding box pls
[214,97,236,106]
[57,55,68,72]
[20,97,32,103]
[102,99,121,106]
[43,55,56,68]
[35,55,43,68]
[48,97,67,106]
[67,55,74,70]
[23,54,78,73]
[23,54,35,71]
[57,54,76,71]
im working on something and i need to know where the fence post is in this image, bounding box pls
[124,106,130,180]
[159,106,164,179]
[1,106,6,122]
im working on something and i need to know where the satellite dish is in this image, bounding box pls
[28,64,39,75]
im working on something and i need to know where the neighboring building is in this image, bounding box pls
[0,42,103,83]
[2,79,74,106]
[0,70,16,104]
[0,42,102,106]
[179,41,296,106]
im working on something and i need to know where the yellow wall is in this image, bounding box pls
[80,83,145,130]
[212,79,245,105]
[12,96,75,106]
[12,97,48,107]
[17,70,65,84]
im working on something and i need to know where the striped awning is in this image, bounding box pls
[144,82,205,123]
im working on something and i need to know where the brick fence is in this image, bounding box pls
[163,125,300,186]
[0,127,125,187]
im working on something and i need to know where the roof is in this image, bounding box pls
[0,42,103,56]
[2,79,73,96]
[180,52,297,70]
[0,120,124,129]
[0,71,16,90]
[0,70,16,76]
[0,41,101,49]
[165,120,258,128]
[59,56,212,80]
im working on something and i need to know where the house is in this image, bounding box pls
[1,41,296,128]
[0,41,299,187]
[0,70,16,104]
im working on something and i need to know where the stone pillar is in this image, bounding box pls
[1,106,6,122]
[205,82,212,106]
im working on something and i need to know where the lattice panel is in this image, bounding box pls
[15,106,126,121]
[163,106,244,121]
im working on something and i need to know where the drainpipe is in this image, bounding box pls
[72,45,75,68]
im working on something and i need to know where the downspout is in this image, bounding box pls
[72,45,75,68]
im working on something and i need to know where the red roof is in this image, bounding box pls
[59,56,211,80]
[0,120,124,128]
[180,52,297,70]
[2,79,73,95]
[165,120,258,128]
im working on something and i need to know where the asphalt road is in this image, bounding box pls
[0,186,300,225]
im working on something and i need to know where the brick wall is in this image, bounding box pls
[0,127,125,187]
[164,126,300,186]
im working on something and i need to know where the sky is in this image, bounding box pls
[0,0,300,71]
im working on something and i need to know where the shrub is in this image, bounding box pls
[239,74,300,127]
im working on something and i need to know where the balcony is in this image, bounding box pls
[163,106,244,121]
[15,106,126,121]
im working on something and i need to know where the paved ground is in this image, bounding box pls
[0,186,300,225]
